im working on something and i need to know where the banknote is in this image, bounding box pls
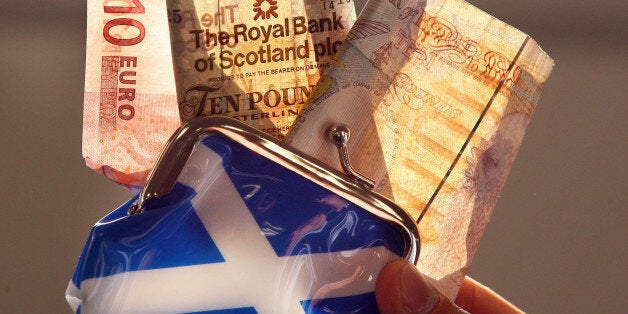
[83,0,356,189]
[83,0,180,190]
[287,0,554,299]
[166,0,356,140]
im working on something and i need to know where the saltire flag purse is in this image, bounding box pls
[66,116,420,313]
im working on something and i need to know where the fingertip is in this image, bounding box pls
[375,259,406,313]
[454,276,477,311]
[375,259,440,314]
[455,276,523,314]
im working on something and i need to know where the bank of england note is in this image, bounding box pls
[287,0,554,298]
[83,0,180,189]
[167,0,356,140]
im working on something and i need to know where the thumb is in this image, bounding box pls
[376,259,466,314]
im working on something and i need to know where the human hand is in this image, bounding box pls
[376,259,523,313]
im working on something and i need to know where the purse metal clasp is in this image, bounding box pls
[128,116,420,263]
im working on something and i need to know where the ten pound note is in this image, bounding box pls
[166,0,355,140]
[287,0,554,299]
[83,0,356,189]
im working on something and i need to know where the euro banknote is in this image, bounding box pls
[287,0,554,299]
[83,0,180,189]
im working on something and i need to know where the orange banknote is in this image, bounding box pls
[287,0,554,298]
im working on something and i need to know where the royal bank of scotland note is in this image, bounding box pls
[287,0,554,298]
[167,0,356,140]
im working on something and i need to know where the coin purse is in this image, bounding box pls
[66,116,419,314]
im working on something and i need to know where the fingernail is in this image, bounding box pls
[401,263,440,313]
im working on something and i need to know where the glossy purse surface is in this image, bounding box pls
[67,117,418,314]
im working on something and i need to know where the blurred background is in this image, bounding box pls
[0,0,625,312]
